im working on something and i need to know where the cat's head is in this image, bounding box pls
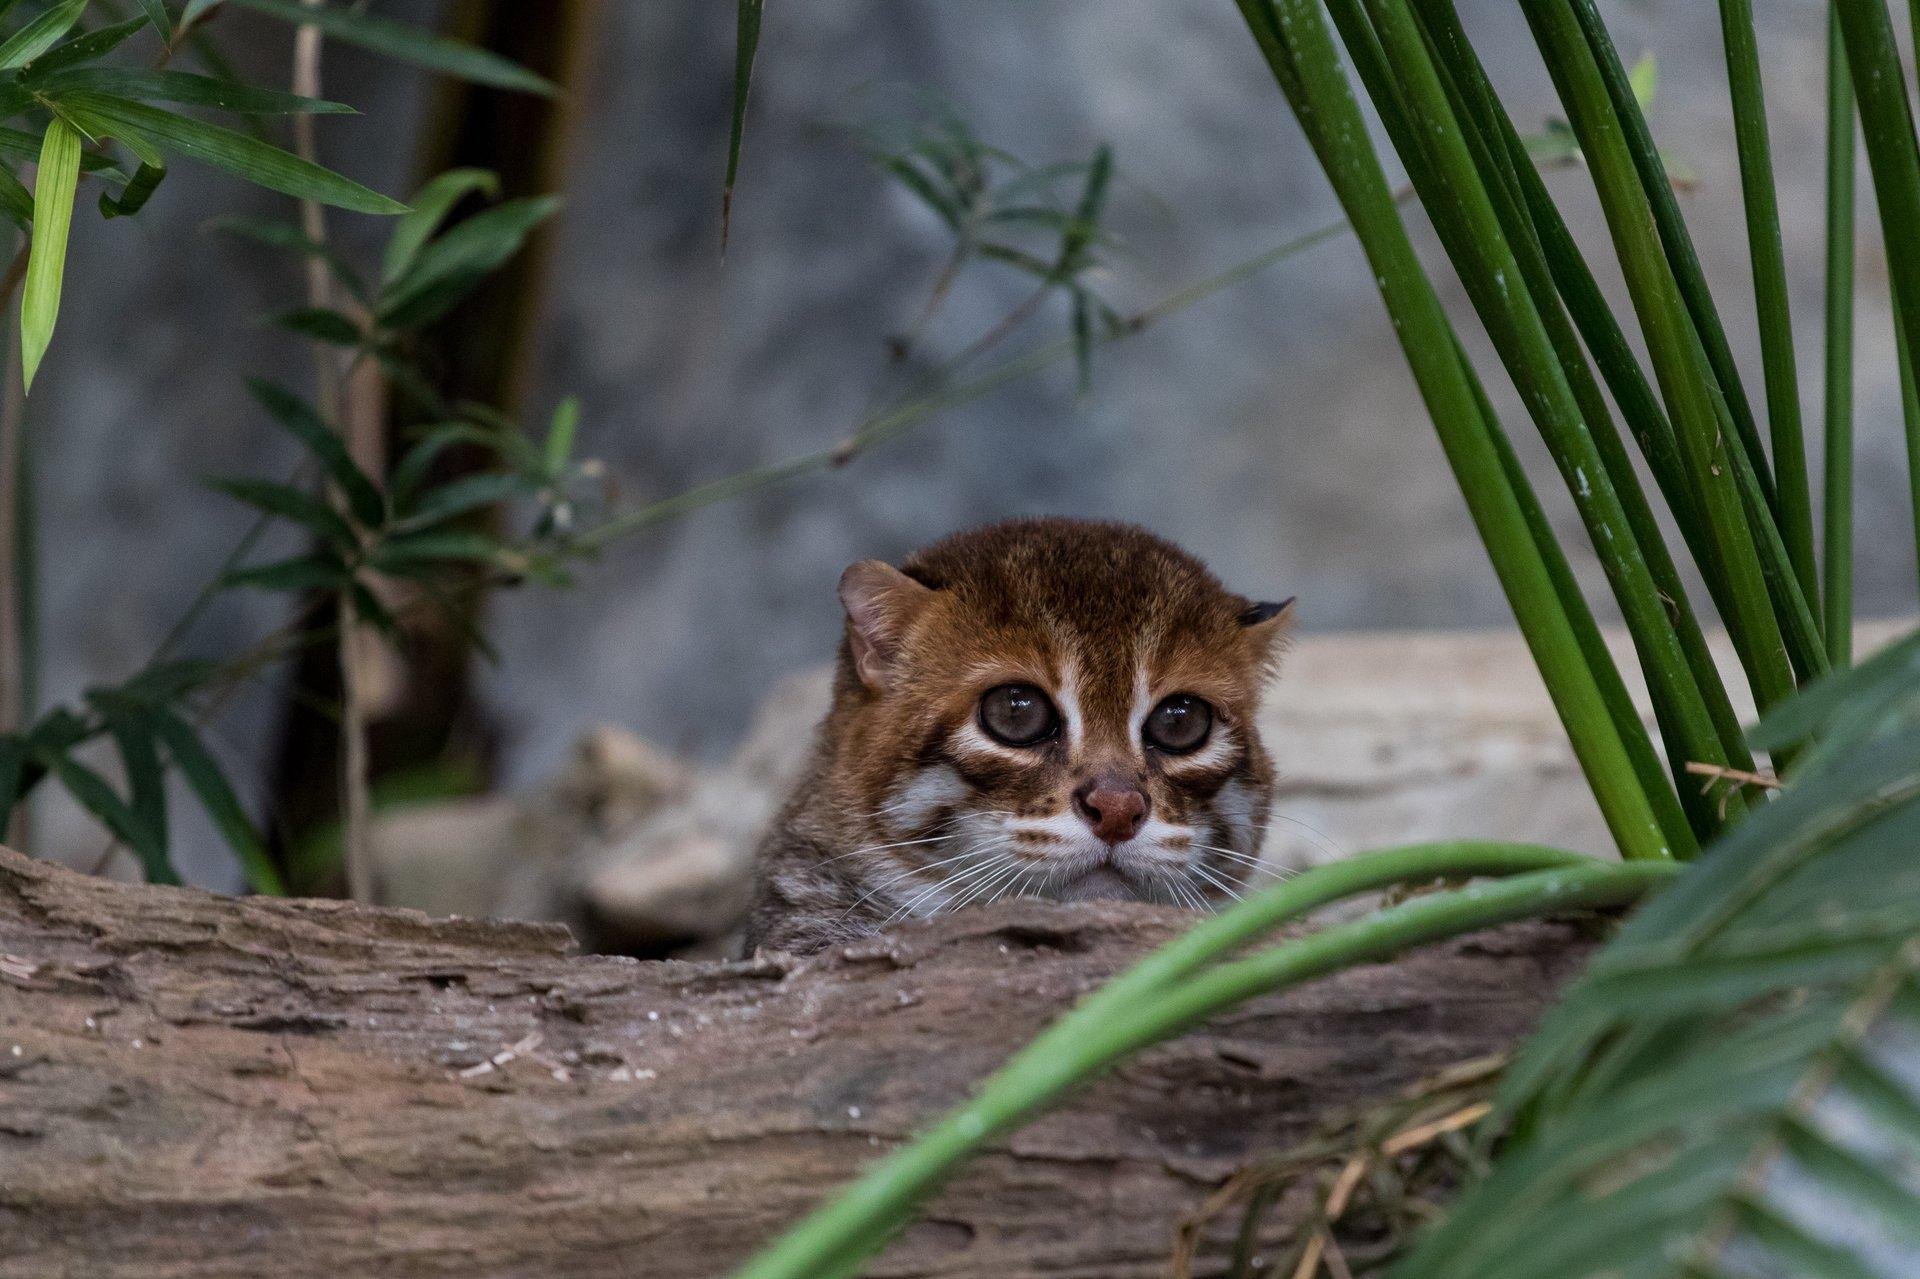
[829,517,1291,917]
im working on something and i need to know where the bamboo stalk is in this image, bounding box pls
[1823,4,1856,668]
[1718,0,1816,606]
[1235,0,1674,861]
[1528,0,1798,717]
[291,2,375,904]
[1835,0,1920,602]
[1566,0,1779,521]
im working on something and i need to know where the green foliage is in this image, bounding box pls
[0,3,556,890]
[854,93,1124,390]
[1396,632,1920,1278]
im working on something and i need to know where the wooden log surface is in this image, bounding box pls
[0,845,1593,1277]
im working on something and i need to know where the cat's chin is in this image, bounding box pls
[1048,865,1145,904]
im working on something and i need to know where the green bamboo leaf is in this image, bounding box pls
[372,529,503,572]
[24,16,148,74]
[98,161,165,219]
[395,471,522,531]
[48,91,406,214]
[229,0,553,95]
[36,68,355,115]
[205,475,357,551]
[267,305,361,345]
[20,117,81,394]
[543,396,579,478]
[722,0,764,249]
[149,708,285,895]
[380,167,498,285]
[100,708,169,877]
[48,751,177,884]
[212,214,367,300]
[0,163,31,233]
[220,552,351,592]
[142,0,173,38]
[376,194,559,329]
[0,732,26,838]
[181,0,221,28]
[0,0,88,70]
[246,378,384,526]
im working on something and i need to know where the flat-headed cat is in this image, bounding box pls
[744,518,1293,955]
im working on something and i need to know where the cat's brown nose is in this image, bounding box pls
[1073,780,1148,844]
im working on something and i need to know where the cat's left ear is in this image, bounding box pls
[1237,596,1297,674]
[839,560,936,691]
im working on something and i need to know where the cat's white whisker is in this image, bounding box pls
[1263,811,1346,860]
[1187,860,1245,904]
[887,847,1016,924]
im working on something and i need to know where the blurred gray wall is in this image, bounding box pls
[27,1,1920,882]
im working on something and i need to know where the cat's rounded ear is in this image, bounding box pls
[1237,596,1297,678]
[839,560,936,691]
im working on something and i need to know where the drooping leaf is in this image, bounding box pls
[380,166,498,285]
[394,471,523,531]
[149,708,285,895]
[205,475,358,551]
[142,0,173,38]
[212,214,367,300]
[21,116,82,394]
[98,161,165,219]
[267,305,361,345]
[0,733,27,838]
[220,551,351,592]
[48,91,406,214]
[376,194,560,329]
[23,15,149,74]
[35,68,355,115]
[46,751,178,884]
[721,0,764,249]
[99,707,169,880]
[0,163,32,233]
[245,378,384,526]
[543,397,579,478]
[372,529,503,574]
[229,0,554,95]
[0,0,89,70]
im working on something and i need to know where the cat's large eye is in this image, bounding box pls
[978,683,1060,747]
[1144,694,1213,754]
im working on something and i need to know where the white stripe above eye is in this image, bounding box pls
[1127,663,1153,753]
[1057,659,1086,753]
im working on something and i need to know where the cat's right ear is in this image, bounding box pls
[839,560,935,691]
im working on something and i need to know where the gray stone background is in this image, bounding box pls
[26,1,1918,883]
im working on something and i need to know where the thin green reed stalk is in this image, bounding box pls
[1824,5,1856,667]
[1527,0,1800,717]
[1348,0,1733,835]
[1412,0,1753,780]
[1836,0,1920,592]
[1719,0,1816,607]
[732,847,1676,1279]
[1564,0,1776,522]
[1234,0,1673,861]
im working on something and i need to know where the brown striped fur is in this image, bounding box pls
[744,518,1292,955]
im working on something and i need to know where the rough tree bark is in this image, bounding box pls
[0,846,1593,1277]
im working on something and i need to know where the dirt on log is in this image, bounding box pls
[0,845,1593,1277]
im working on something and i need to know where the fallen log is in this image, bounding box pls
[0,845,1592,1277]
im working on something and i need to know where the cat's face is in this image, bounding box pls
[830,519,1289,920]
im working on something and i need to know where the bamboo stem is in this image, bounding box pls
[1823,4,1856,668]
[292,1,374,904]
